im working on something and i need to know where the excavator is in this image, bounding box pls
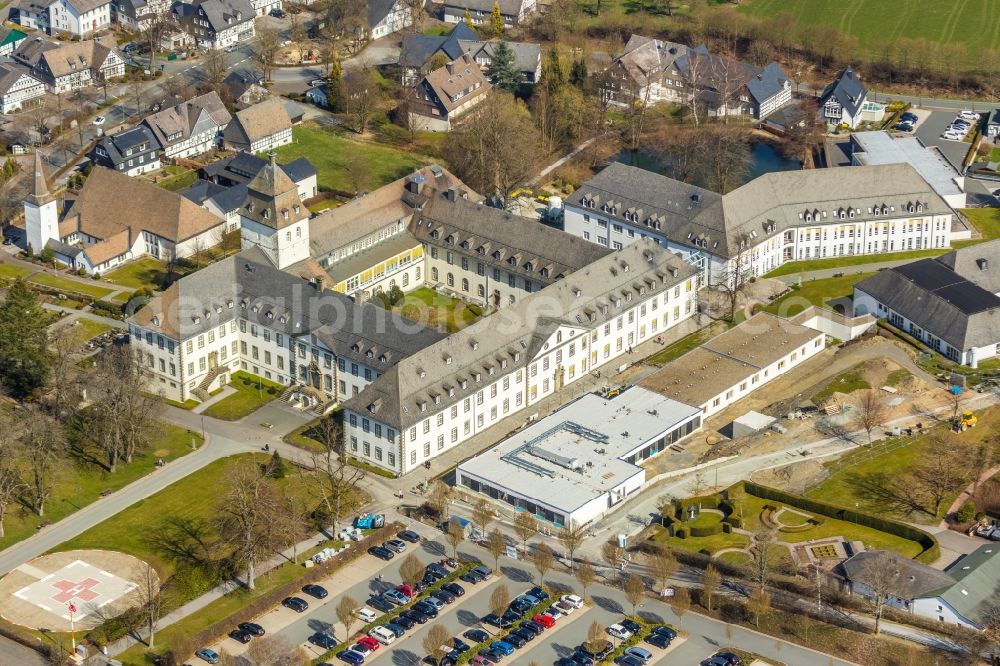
[953,410,978,432]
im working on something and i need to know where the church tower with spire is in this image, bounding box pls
[239,153,310,270]
[24,152,59,256]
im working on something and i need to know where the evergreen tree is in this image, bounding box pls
[490,1,504,37]
[490,41,523,93]
[327,55,346,112]
[569,56,588,89]
[0,280,51,397]
[463,8,474,30]
[542,47,565,95]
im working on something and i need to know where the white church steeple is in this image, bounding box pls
[24,152,59,256]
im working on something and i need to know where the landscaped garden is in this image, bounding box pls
[390,286,484,333]
[201,371,285,421]
[762,273,874,318]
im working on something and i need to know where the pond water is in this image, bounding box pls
[616,142,802,190]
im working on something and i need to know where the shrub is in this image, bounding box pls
[728,516,742,529]
[673,527,687,539]
[689,522,724,538]
[722,522,732,534]
[91,300,125,319]
[956,502,976,523]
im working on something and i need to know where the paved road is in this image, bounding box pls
[264,525,856,666]
[0,635,49,666]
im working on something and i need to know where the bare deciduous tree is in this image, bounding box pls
[624,573,645,615]
[671,585,690,626]
[308,415,365,533]
[48,324,87,421]
[489,583,511,617]
[399,553,424,588]
[513,511,537,554]
[134,561,162,648]
[202,48,227,95]
[749,527,776,590]
[472,499,494,538]
[557,521,585,570]
[426,480,452,518]
[486,529,506,570]
[701,564,721,611]
[445,519,464,558]
[533,543,555,585]
[0,414,26,538]
[851,389,889,446]
[255,24,281,82]
[855,551,900,634]
[422,624,452,664]
[646,544,678,594]
[244,634,311,665]
[344,67,383,134]
[575,561,596,600]
[746,586,769,628]
[601,540,623,575]
[18,403,66,517]
[215,461,289,589]
[336,595,358,642]
[585,620,605,653]
[909,433,966,518]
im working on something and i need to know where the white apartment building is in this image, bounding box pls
[341,240,700,476]
[563,161,961,286]
[48,0,112,37]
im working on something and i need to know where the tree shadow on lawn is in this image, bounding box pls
[843,470,934,519]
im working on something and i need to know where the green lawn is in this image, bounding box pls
[763,273,874,318]
[739,0,993,70]
[646,321,726,366]
[807,406,1000,524]
[69,317,113,341]
[272,124,439,194]
[104,257,172,291]
[811,367,871,404]
[765,249,945,277]
[201,371,284,421]
[0,262,32,280]
[151,168,198,192]
[390,287,484,333]
[28,272,115,299]
[0,424,200,551]
[652,526,750,555]
[960,207,1000,242]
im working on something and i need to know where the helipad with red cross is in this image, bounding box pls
[0,550,157,631]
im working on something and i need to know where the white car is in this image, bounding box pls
[224,44,238,52]
[543,605,563,620]
[960,110,979,120]
[92,116,106,125]
[607,623,633,640]
[357,607,378,623]
[310,78,326,88]
[560,594,584,609]
[369,625,396,645]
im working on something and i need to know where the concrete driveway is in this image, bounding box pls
[915,110,974,171]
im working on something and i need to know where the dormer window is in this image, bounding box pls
[507,257,517,266]
[444,355,453,365]
[430,230,439,239]
[366,350,374,358]
[540,268,549,277]
[418,401,427,412]
[460,379,468,389]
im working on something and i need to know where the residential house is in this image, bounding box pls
[853,240,1000,367]
[368,0,411,39]
[818,67,884,129]
[605,34,688,105]
[12,0,113,37]
[844,545,1000,630]
[304,85,327,108]
[222,97,292,152]
[12,34,124,93]
[173,0,255,49]
[199,151,317,202]
[407,53,491,132]
[987,108,1000,138]
[440,0,535,27]
[0,63,45,113]
[90,125,162,176]
[181,180,246,231]
[114,0,172,32]
[562,161,961,285]
[141,91,231,159]
[248,0,279,16]
[398,26,541,87]
[223,70,268,108]
[25,157,226,273]
[674,46,790,119]
[0,26,28,57]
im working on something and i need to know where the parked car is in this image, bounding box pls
[368,595,394,612]
[442,582,465,597]
[556,658,579,666]
[269,7,285,16]
[384,623,406,638]
[282,596,308,612]
[579,640,614,660]
[337,650,365,665]
[620,618,642,635]
[302,583,328,599]
[358,607,378,623]
[423,595,446,610]
[560,594,584,608]
[310,78,327,88]
[900,112,918,122]
[369,546,394,560]
[509,597,533,614]
[893,123,914,132]
[470,565,492,579]
[624,646,653,664]
[195,648,220,664]
[701,658,731,666]
[714,652,743,665]
[501,609,521,624]
[310,632,338,649]
[571,650,596,665]
[452,637,472,653]
[224,44,238,53]
[92,116,106,125]
[960,110,980,120]
[384,539,407,553]
[470,656,495,666]
[229,628,253,644]
[510,627,535,643]
[615,657,643,666]
[370,625,396,645]
[483,613,511,629]
[607,624,633,640]
[490,640,515,656]
[645,632,671,649]
[527,586,549,601]
[543,606,563,619]
[520,619,544,635]
[503,632,526,648]
[350,642,373,657]
[479,648,505,662]
[396,583,416,599]
[413,600,439,618]
[401,609,431,624]
[532,613,555,628]
[651,625,678,640]
[433,588,457,604]
[357,636,380,652]
[393,613,417,630]
[427,562,449,577]
[398,529,421,542]
[464,628,490,643]
[460,569,485,584]
[239,622,265,636]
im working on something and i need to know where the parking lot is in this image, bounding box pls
[915,110,977,171]
[204,521,857,666]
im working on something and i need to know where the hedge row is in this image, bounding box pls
[167,524,399,663]
[738,481,940,563]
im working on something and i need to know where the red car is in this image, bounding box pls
[533,613,556,628]
[357,635,380,651]
[396,584,415,599]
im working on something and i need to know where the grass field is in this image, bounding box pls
[391,287,484,333]
[68,317,114,341]
[960,207,1000,242]
[765,249,945,277]
[807,406,1000,524]
[29,272,116,299]
[652,525,750,555]
[739,0,997,68]
[0,424,199,551]
[273,124,438,194]
[763,273,873,318]
[0,262,32,280]
[104,257,172,291]
[201,371,284,421]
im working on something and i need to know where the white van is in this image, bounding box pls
[369,625,396,645]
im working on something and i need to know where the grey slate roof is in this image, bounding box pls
[745,61,788,106]
[141,91,231,151]
[819,67,867,117]
[568,162,949,259]
[842,550,954,601]
[855,259,1000,350]
[468,40,540,75]
[614,35,687,89]
[399,23,477,68]
[368,0,399,29]
[936,544,1000,626]
[92,125,160,168]
[131,247,446,367]
[178,0,254,34]
[200,151,314,187]
[934,238,1000,295]
[412,191,611,287]
[343,240,697,429]
[0,62,38,94]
